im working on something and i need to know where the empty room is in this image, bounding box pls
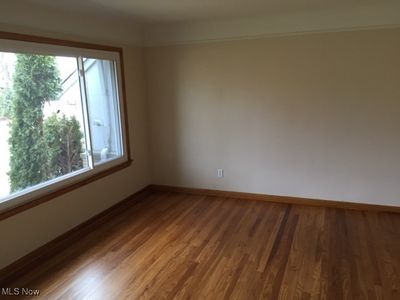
[0,0,399,299]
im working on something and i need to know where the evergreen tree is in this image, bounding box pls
[8,54,61,192]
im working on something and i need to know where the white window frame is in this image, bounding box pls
[0,37,130,214]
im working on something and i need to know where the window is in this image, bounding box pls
[0,33,130,215]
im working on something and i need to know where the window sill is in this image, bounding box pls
[0,159,132,222]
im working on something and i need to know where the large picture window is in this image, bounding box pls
[0,33,130,215]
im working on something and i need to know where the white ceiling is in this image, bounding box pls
[25,0,398,23]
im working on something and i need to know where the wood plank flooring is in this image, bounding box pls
[4,191,400,299]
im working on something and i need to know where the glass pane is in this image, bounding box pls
[83,58,122,165]
[0,52,88,200]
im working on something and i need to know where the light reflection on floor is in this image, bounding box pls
[72,265,107,299]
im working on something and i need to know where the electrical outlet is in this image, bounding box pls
[217,168,224,178]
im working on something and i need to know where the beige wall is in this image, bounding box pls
[146,28,400,206]
[0,8,150,268]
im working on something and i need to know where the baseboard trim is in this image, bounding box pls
[149,185,400,213]
[0,185,151,286]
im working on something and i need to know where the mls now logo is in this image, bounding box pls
[1,287,40,296]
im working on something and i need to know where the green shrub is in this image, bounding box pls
[44,114,83,178]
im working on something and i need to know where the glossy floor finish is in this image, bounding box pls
[7,191,400,299]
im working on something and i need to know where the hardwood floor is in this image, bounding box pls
[4,191,400,299]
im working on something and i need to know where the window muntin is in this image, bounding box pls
[0,41,128,211]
